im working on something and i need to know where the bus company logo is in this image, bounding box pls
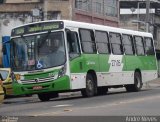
[35,78,39,83]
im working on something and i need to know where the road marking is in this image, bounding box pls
[52,104,73,107]
[33,95,160,116]
[33,104,73,116]
[34,109,73,116]
[34,111,64,116]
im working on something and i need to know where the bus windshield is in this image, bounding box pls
[11,31,66,71]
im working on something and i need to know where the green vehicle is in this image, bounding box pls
[10,20,158,101]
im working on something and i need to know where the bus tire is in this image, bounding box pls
[81,74,96,97]
[134,72,143,91]
[125,72,142,92]
[38,93,50,102]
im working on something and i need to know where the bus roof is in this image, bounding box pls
[63,20,153,37]
[12,20,153,38]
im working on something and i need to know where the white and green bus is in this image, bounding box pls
[10,20,157,101]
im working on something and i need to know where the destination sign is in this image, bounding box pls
[14,27,25,35]
[11,21,64,36]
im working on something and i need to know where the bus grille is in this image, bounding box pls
[21,76,55,84]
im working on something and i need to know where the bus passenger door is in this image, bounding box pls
[66,30,85,89]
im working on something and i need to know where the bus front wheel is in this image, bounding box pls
[81,74,97,97]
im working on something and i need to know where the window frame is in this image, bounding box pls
[109,32,123,55]
[144,37,155,56]
[95,30,110,54]
[79,28,97,54]
[134,36,145,56]
[121,34,135,55]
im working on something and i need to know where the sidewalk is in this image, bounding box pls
[144,77,160,88]
[148,77,160,84]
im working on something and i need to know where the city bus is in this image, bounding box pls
[10,20,157,101]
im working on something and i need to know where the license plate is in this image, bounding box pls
[33,86,42,90]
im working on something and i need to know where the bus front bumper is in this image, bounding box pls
[13,76,70,95]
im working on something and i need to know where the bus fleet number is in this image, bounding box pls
[111,60,121,66]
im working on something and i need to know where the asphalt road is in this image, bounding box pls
[0,82,160,117]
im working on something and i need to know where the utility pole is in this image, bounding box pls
[44,0,48,20]
[146,0,150,32]
[145,0,151,88]
[137,2,140,31]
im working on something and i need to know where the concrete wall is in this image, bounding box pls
[5,0,40,3]
[72,0,119,27]
[45,0,72,20]
[0,3,42,12]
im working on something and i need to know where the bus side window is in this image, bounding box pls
[134,36,145,56]
[66,31,80,59]
[122,34,135,55]
[109,32,123,55]
[95,30,110,54]
[79,29,96,54]
[144,37,155,55]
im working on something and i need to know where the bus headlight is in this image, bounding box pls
[15,74,20,80]
[58,64,66,78]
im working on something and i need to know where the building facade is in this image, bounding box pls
[120,0,160,50]
[73,0,119,27]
